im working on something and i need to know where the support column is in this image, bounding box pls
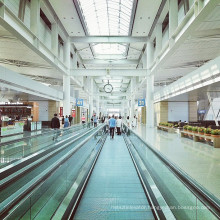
[63,75,70,117]
[89,78,94,119]
[18,0,27,22]
[63,38,71,117]
[130,78,135,121]
[169,0,178,38]
[155,23,162,58]
[146,74,154,127]
[146,40,155,128]
[96,94,100,117]
[30,0,40,37]
[0,0,5,18]
[51,22,58,56]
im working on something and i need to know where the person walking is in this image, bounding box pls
[62,116,64,126]
[68,115,73,126]
[109,115,116,139]
[132,115,137,128]
[126,116,130,127]
[64,115,69,128]
[51,113,60,141]
[116,116,122,135]
[93,113,98,127]
[51,113,60,129]
[81,114,86,124]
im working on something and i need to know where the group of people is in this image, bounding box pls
[51,114,73,129]
[126,115,137,128]
[103,115,122,139]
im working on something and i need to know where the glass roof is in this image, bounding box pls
[77,0,134,56]
[78,0,134,36]
[93,44,127,55]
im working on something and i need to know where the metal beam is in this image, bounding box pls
[71,69,147,77]
[70,36,148,44]
[83,59,139,65]
[99,92,127,97]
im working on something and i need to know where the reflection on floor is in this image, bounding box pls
[133,124,220,200]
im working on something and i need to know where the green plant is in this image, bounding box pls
[198,127,205,133]
[192,127,198,132]
[174,124,178,128]
[187,126,193,131]
[183,125,188,130]
[211,129,220,135]
[168,123,173,128]
[204,128,212,134]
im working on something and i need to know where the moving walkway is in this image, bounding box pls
[0,124,219,219]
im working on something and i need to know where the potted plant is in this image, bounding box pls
[168,123,173,128]
[183,125,188,131]
[198,127,205,140]
[205,128,212,141]
[198,127,205,134]
[187,126,193,137]
[187,126,193,132]
[211,129,220,138]
[192,127,198,133]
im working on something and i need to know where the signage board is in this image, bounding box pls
[138,99,145,107]
[76,99,83,106]
[198,110,206,114]
[60,107,63,116]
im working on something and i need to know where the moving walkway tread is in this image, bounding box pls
[73,135,155,220]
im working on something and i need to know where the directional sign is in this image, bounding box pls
[138,99,145,106]
[76,99,83,106]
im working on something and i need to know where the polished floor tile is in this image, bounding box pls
[134,125,220,199]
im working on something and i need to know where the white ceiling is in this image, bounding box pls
[0,0,220,107]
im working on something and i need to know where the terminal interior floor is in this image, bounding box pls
[134,124,220,200]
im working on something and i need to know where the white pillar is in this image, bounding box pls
[146,74,154,127]
[146,40,155,128]
[169,0,178,38]
[130,78,135,121]
[30,0,40,37]
[155,23,162,58]
[63,38,71,116]
[51,22,58,56]
[63,75,70,116]
[97,94,100,116]
[89,78,94,118]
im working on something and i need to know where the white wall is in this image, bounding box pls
[38,101,49,121]
[168,102,189,122]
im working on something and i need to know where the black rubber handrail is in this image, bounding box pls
[124,124,220,219]
[123,133,166,220]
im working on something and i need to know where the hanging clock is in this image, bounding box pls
[104,81,113,93]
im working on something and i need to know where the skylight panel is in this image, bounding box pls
[77,0,134,36]
[93,44,127,55]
